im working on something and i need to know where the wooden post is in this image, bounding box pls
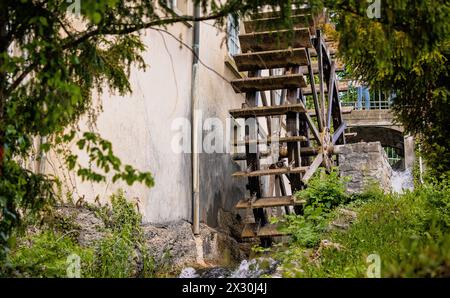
[285,66,303,211]
[244,70,270,246]
[316,30,326,131]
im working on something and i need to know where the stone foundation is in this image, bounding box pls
[142,219,247,269]
[335,141,392,193]
[52,206,248,273]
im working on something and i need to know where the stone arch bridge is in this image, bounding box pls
[342,109,415,170]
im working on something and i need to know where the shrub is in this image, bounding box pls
[275,168,350,248]
[1,190,156,278]
[92,190,156,278]
[277,179,450,277]
[296,168,350,213]
[1,231,94,278]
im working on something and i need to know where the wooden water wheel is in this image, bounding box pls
[228,7,349,244]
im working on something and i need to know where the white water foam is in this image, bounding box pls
[391,168,414,193]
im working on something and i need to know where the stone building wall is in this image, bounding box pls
[334,142,393,193]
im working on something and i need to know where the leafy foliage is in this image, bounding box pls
[0,160,56,259]
[274,168,350,247]
[2,230,95,278]
[0,0,318,260]
[1,190,157,278]
[277,180,450,278]
[92,190,155,278]
[297,168,349,211]
[324,0,450,178]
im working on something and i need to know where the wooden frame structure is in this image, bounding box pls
[228,7,348,243]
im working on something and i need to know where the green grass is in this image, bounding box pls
[275,179,450,278]
[3,231,95,278]
[1,190,158,278]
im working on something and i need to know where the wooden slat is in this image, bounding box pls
[303,80,349,95]
[251,8,311,20]
[231,145,325,160]
[241,223,259,238]
[239,28,312,52]
[310,44,338,57]
[244,14,314,33]
[232,166,308,177]
[280,146,323,158]
[258,225,287,237]
[233,48,308,71]
[231,74,307,93]
[299,59,344,74]
[229,103,307,118]
[308,106,353,116]
[235,196,306,209]
[232,135,307,146]
[241,224,287,238]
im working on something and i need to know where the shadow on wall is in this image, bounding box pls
[200,152,246,228]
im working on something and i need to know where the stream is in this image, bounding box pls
[179,258,281,278]
[391,169,414,193]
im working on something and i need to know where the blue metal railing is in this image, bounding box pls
[341,99,392,110]
[339,85,394,110]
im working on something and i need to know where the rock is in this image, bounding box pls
[142,220,246,270]
[328,208,358,231]
[311,240,344,262]
[198,222,246,266]
[75,209,108,247]
[179,267,200,278]
[142,221,197,268]
[197,267,232,278]
[53,205,107,247]
[217,209,244,240]
[50,206,248,272]
[337,142,392,193]
[319,239,344,250]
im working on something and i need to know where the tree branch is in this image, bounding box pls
[6,3,253,96]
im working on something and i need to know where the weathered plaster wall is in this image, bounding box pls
[45,9,248,227]
[196,20,247,226]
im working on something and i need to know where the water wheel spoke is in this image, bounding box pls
[332,122,347,145]
[302,153,324,183]
[327,62,336,129]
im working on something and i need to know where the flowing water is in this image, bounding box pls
[391,168,414,193]
[179,258,280,278]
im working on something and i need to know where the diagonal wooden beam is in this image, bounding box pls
[320,40,346,145]
[305,47,323,133]
[301,153,323,184]
[327,61,336,129]
[332,122,347,145]
[316,31,326,130]
[298,101,322,145]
